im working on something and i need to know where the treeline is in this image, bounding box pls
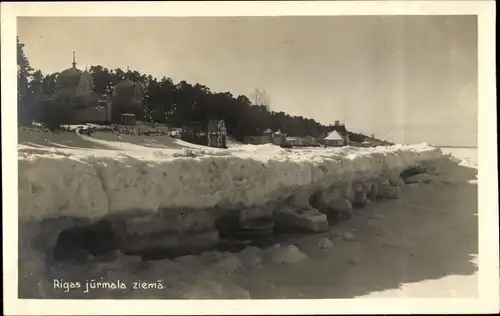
[17,37,385,144]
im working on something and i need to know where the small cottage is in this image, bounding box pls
[243,128,274,145]
[324,130,348,147]
[207,120,227,148]
[285,137,304,147]
[302,135,321,147]
[120,113,137,126]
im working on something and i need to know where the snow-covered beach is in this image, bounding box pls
[16,128,479,299]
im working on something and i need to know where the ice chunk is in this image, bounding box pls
[389,177,405,187]
[269,245,307,264]
[274,206,329,232]
[328,197,353,213]
[343,232,355,241]
[199,250,225,264]
[377,186,403,199]
[211,255,244,274]
[322,197,353,220]
[238,247,264,267]
[317,237,334,249]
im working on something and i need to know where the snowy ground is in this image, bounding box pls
[17,127,478,299]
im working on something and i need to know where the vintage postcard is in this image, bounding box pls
[1,1,498,315]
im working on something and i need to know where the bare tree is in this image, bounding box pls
[249,88,271,111]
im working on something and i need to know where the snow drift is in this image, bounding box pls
[18,137,456,298]
[18,143,443,221]
[16,126,482,299]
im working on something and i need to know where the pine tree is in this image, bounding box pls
[17,37,34,125]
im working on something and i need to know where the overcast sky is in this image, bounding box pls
[17,16,477,146]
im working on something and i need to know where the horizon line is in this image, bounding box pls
[435,145,478,148]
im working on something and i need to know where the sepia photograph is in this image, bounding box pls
[2,1,498,315]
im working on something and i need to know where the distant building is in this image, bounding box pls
[322,120,350,147]
[36,52,111,125]
[120,113,136,126]
[285,137,305,147]
[302,135,321,147]
[243,136,269,144]
[207,120,227,148]
[324,130,349,147]
[243,128,274,145]
[56,52,94,103]
[112,67,142,123]
[73,99,112,124]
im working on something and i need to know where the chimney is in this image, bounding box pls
[334,120,340,126]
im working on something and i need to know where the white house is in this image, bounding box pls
[324,130,347,147]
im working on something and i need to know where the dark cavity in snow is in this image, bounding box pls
[51,205,352,263]
[53,220,119,262]
[215,213,277,253]
[400,166,427,180]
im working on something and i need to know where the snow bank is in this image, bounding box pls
[18,142,448,291]
[16,139,479,299]
[18,143,443,221]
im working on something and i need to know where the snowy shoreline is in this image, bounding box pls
[18,135,472,298]
[18,142,443,220]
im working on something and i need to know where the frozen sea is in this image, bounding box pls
[439,147,478,166]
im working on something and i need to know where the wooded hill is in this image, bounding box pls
[17,37,392,145]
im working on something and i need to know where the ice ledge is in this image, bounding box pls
[18,143,443,221]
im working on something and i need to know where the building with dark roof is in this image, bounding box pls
[111,67,143,122]
[35,52,112,125]
[243,128,274,145]
[56,52,94,100]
